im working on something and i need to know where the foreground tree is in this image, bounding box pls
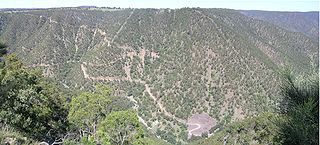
[0,42,8,79]
[97,110,145,145]
[0,43,7,58]
[67,86,112,140]
[0,54,68,142]
[278,71,318,145]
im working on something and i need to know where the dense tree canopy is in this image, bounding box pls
[68,86,112,139]
[66,85,147,144]
[195,71,319,145]
[1,40,317,145]
[0,54,68,141]
[191,112,283,145]
[278,71,319,145]
[97,110,145,145]
[0,43,7,58]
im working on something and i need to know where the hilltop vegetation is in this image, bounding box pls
[1,46,318,144]
[240,10,319,40]
[0,47,169,144]
[0,8,318,143]
[196,71,319,145]
[0,54,68,142]
[191,112,282,145]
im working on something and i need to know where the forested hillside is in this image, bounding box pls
[0,8,318,144]
[240,10,319,40]
[194,72,318,145]
[0,48,170,144]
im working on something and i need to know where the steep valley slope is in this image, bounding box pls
[0,8,318,144]
[240,10,319,40]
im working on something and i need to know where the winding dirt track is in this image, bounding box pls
[126,95,151,129]
[187,123,201,133]
[80,63,186,125]
[187,113,216,139]
[77,8,187,125]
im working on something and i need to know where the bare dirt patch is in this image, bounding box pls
[232,105,245,122]
[187,113,216,139]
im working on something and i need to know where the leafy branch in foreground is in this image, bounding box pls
[97,110,145,145]
[67,86,112,140]
[277,70,318,145]
[0,43,7,58]
[0,54,68,142]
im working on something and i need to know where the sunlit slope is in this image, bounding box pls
[240,10,319,40]
[0,8,318,144]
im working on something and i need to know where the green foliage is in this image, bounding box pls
[140,137,172,145]
[97,110,145,145]
[0,8,317,143]
[80,135,96,145]
[0,42,7,58]
[199,72,319,145]
[0,54,68,141]
[241,10,319,40]
[63,135,97,145]
[0,50,164,144]
[194,112,283,145]
[277,72,319,145]
[0,42,7,71]
[67,85,112,137]
[0,125,34,145]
